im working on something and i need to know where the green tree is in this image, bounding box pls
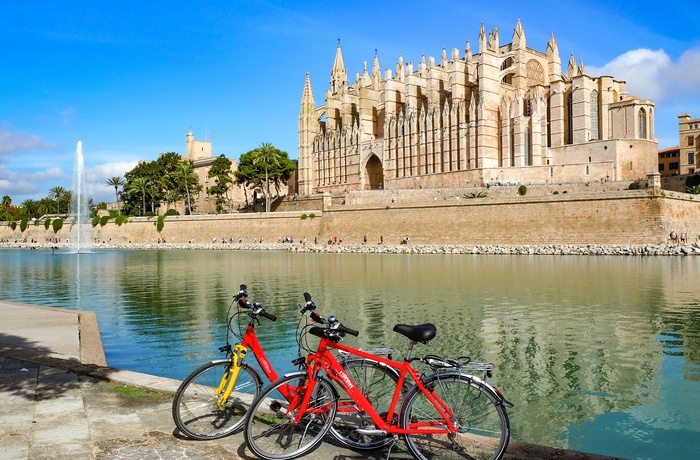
[37,197,55,217]
[236,144,295,212]
[21,199,38,219]
[208,154,233,213]
[252,142,279,213]
[687,185,700,195]
[122,152,182,215]
[1,195,10,210]
[106,176,125,213]
[49,186,67,213]
[127,177,150,216]
[177,161,200,215]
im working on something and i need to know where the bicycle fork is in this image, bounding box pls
[215,344,248,407]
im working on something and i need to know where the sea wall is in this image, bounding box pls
[3,189,700,247]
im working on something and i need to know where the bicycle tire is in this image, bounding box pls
[172,359,262,439]
[399,373,510,460]
[243,372,338,460]
[328,358,400,450]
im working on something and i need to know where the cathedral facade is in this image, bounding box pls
[297,21,658,194]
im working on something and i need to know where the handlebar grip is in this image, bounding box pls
[261,310,277,322]
[240,284,247,291]
[338,324,359,337]
[304,292,312,302]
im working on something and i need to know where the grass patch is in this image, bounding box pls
[112,384,169,403]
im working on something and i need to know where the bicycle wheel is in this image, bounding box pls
[399,373,510,460]
[172,359,262,439]
[328,358,400,450]
[244,372,338,460]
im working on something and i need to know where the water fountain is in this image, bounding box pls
[69,141,93,253]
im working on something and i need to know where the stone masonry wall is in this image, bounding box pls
[3,191,700,246]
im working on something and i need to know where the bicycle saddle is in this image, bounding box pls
[393,323,436,343]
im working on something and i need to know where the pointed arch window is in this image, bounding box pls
[638,108,647,139]
[566,92,573,145]
[590,91,599,141]
[525,127,531,166]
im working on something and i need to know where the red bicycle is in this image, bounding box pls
[172,285,399,449]
[243,292,513,460]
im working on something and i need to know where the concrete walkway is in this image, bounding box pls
[0,301,625,460]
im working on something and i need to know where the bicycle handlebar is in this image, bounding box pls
[233,283,277,321]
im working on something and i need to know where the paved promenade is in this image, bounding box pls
[0,301,626,460]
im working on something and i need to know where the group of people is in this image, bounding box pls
[668,231,691,244]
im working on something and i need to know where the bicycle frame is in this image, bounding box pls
[217,318,286,406]
[294,336,458,436]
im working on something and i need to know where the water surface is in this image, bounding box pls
[1,248,699,459]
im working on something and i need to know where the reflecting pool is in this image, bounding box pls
[1,248,699,459]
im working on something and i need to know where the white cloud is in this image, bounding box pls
[0,123,58,158]
[587,46,700,104]
[586,48,671,102]
[86,160,139,203]
[668,47,700,97]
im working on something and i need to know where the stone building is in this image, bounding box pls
[181,129,244,214]
[677,114,700,175]
[298,20,658,194]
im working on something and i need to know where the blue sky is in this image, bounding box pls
[1,0,698,204]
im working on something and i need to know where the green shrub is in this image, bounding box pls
[20,218,28,232]
[52,218,63,233]
[155,215,165,233]
[686,185,700,194]
[9,221,17,231]
[99,215,111,226]
[518,185,527,196]
[92,216,100,227]
[164,209,180,216]
[300,213,308,220]
[44,219,51,230]
[145,211,157,217]
[309,213,316,218]
[563,190,568,194]
[466,192,488,199]
[628,181,641,190]
[115,214,128,226]
[34,219,40,226]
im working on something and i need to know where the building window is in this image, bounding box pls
[690,152,695,165]
[670,162,679,170]
[688,136,695,147]
[524,99,532,117]
[566,92,573,144]
[638,108,647,139]
[659,163,664,171]
[590,91,599,140]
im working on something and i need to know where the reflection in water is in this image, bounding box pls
[1,248,699,459]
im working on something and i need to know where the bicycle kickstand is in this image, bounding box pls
[384,435,399,460]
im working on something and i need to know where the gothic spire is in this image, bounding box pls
[301,72,315,114]
[577,57,585,76]
[512,19,525,49]
[568,53,576,78]
[330,41,348,94]
[372,50,381,78]
[479,23,486,53]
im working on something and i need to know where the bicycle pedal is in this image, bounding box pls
[269,400,282,412]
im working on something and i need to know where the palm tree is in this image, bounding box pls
[2,195,11,210]
[127,177,150,216]
[178,162,199,215]
[21,199,37,219]
[37,197,55,217]
[106,176,125,213]
[49,186,67,213]
[251,142,279,212]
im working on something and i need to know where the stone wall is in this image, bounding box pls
[3,190,700,246]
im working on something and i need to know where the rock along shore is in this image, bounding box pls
[4,241,700,256]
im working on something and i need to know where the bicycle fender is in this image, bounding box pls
[425,371,514,408]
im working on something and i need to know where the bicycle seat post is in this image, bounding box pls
[403,340,418,362]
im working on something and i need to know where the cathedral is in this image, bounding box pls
[297,20,658,194]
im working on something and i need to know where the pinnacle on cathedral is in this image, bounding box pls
[330,42,347,94]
